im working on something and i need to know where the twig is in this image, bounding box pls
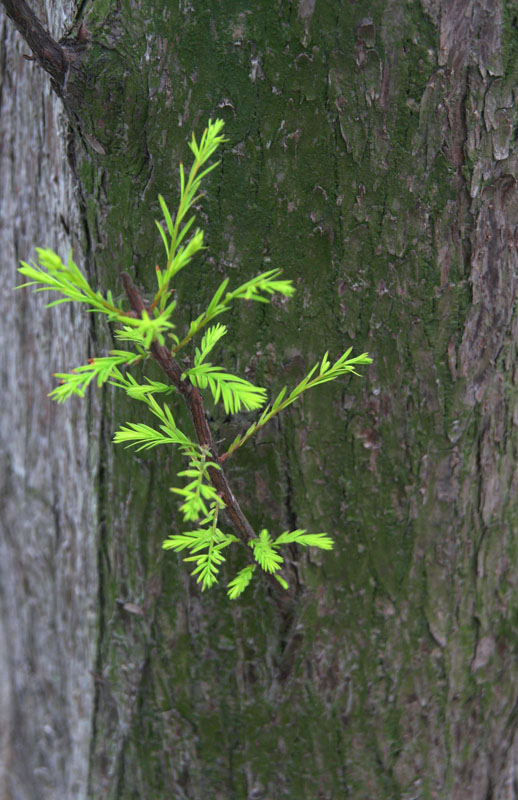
[120,272,257,547]
[1,0,67,86]
[1,0,89,94]
[122,273,300,606]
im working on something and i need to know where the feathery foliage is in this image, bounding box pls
[17,118,372,599]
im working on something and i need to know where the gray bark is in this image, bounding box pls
[0,3,97,799]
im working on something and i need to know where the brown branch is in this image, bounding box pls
[1,1,89,94]
[121,273,297,607]
[120,273,257,547]
[1,0,67,86]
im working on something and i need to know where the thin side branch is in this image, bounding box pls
[1,0,67,86]
[1,0,89,95]
[120,273,257,547]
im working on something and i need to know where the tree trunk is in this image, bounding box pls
[0,3,97,800]
[2,1,518,798]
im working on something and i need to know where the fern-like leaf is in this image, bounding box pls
[273,530,334,550]
[249,529,284,573]
[227,565,256,599]
[184,363,267,414]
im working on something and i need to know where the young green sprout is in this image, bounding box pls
[17,118,372,599]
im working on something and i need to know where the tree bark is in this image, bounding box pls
[0,3,97,800]
[2,0,518,798]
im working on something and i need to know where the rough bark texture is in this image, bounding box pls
[3,0,518,798]
[0,3,97,799]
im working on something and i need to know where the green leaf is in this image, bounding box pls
[175,214,196,250]
[163,506,236,591]
[274,573,289,590]
[186,549,224,590]
[273,530,334,550]
[184,363,267,414]
[110,393,196,453]
[158,194,174,237]
[249,529,284,573]
[49,351,142,403]
[188,118,226,163]
[195,323,227,365]
[223,347,372,458]
[163,228,205,284]
[320,351,330,374]
[271,386,287,411]
[173,268,296,355]
[155,220,170,258]
[227,565,256,599]
[17,249,125,320]
[170,449,224,522]
[123,377,175,400]
[49,372,92,403]
[113,423,186,451]
[115,308,175,349]
[163,528,213,553]
[150,122,227,312]
[226,269,295,304]
[206,277,230,316]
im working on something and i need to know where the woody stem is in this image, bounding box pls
[0,0,67,87]
[120,272,257,547]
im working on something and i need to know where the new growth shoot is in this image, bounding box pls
[17,118,372,599]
